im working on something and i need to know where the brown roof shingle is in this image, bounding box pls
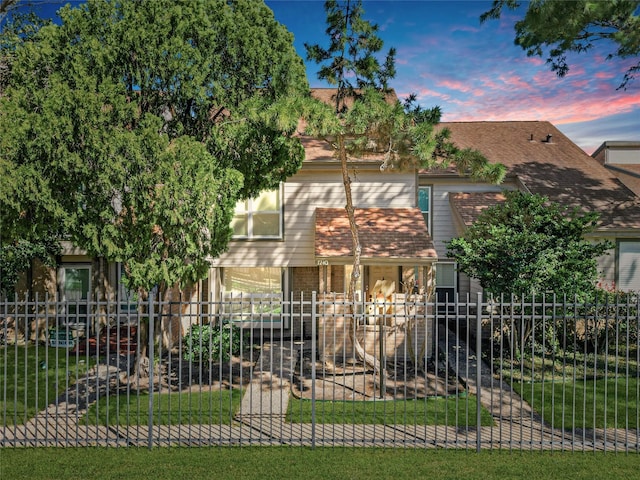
[449,192,506,227]
[433,121,640,230]
[315,207,437,263]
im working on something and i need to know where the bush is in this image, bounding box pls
[182,322,246,362]
[485,290,639,359]
[567,289,639,354]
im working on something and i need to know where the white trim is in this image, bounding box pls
[231,185,283,240]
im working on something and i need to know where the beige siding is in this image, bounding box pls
[594,242,616,288]
[606,149,640,165]
[430,179,512,259]
[213,167,416,268]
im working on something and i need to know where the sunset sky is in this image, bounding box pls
[4,0,639,154]
[267,0,640,154]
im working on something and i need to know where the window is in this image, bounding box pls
[618,240,640,291]
[231,187,282,239]
[418,186,432,234]
[117,263,138,321]
[435,262,456,303]
[222,267,286,327]
[58,265,91,332]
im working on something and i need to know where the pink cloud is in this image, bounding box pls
[594,71,615,80]
[570,79,590,89]
[497,73,533,91]
[443,89,640,125]
[436,79,478,94]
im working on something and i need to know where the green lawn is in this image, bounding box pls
[495,349,639,383]
[513,377,639,430]
[2,447,639,480]
[82,388,244,426]
[1,345,94,426]
[286,395,495,426]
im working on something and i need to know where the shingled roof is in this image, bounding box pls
[449,192,506,227]
[299,88,400,163]
[315,208,437,263]
[432,121,640,231]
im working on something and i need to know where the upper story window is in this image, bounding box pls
[418,186,432,234]
[231,186,282,239]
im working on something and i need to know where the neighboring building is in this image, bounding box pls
[429,122,640,295]
[592,141,640,196]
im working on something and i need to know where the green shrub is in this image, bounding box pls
[182,322,246,362]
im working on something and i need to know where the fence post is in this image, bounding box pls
[147,286,157,450]
[476,292,482,453]
[311,291,317,449]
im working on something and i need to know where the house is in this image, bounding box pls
[426,121,640,296]
[206,89,438,337]
[11,98,640,344]
[592,141,640,196]
[11,88,438,347]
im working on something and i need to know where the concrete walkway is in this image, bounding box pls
[439,331,639,451]
[2,339,638,450]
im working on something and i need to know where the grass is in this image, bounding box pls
[82,388,244,426]
[494,349,639,383]
[286,395,495,426]
[2,447,640,480]
[494,347,639,430]
[1,344,95,426]
[513,377,639,430]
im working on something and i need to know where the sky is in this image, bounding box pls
[266,0,639,154]
[3,0,639,154]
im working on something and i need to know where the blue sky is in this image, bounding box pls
[4,0,639,154]
[267,0,639,154]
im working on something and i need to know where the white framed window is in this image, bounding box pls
[435,262,457,303]
[418,185,432,234]
[57,264,91,329]
[231,187,282,239]
[222,267,287,327]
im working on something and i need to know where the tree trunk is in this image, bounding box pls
[338,134,383,376]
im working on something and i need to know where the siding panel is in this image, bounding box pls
[213,168,416,268]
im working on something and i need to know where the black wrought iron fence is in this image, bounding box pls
[1,292,638,451]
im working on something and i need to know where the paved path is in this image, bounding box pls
[2,339,638,450]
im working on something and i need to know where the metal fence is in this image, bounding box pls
[1,291,638,451]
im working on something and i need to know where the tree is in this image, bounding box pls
[305,0,505,373]
[447,191,613,358]
[480,0,640,90]
[0,0,308,295]
[306,0,506,296]
[0,0,19,24]
[446,191,612,297]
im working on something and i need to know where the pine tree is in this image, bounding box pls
[305,0,505,374]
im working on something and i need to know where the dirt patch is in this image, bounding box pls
[118,351,256,394]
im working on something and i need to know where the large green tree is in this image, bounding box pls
[0,0,308,293]
[481,0,640,89]
[306,0,506,298]
[446,191,612,297]
[305,0,505,374]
